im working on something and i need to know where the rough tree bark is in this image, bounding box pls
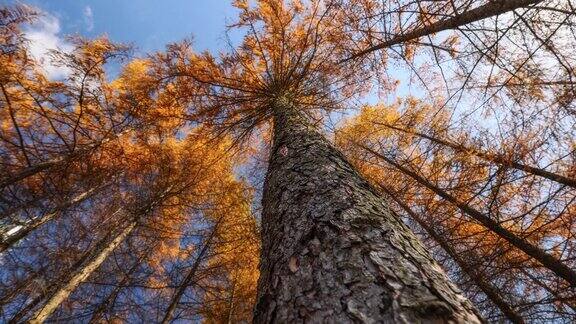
[254,97,481,323]
[379,185,524,323]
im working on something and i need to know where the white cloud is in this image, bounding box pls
[83,6,94,32]
[24,11,73,80]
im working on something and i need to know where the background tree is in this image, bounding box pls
[336,98,575,322]
[1,0,575,323]
[1,6,259,323]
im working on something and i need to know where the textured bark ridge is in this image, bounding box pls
[254,97,481,323]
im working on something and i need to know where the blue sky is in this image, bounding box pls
[10,1,241,60]
[8,0,415,106]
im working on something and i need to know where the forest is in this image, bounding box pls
[0,0,574,323]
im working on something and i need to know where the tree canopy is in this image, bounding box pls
[1,1,575,322]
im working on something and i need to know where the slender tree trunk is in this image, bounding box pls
[161,220,220,324]
[519,268,576,312]
[1,194,49,220]
[254,97,481,323]
[226,271,238,324]
[0,184,104,253]
[379,123,576,188]
[9,289,47,324]
[0,130,128,190]
[88,247,152,323]
[0,158,63,189]
[28,218,136,323]
[360,144,576,286]
[7,217,124,324]
[0,270,41,308]
[341,0,542,62]
[8,194,162,324]
[379,185,525,323]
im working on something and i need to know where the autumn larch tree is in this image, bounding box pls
[141,0,545,321]
[168,0,567,321]
[2,0,571,322]
[336,98,575,321]
[1,6,255,322]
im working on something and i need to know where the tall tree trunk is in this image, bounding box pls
[28,217,136,324]
[0,184,104,253]
[88,247,152,323]
[341,0,542,62]
[519,268,576,312]
[226,271,238,324]
[0,130,128,190]
[9,288,47,324]
[360,144,576,286]
[379,185,525,323]
[379,122,576,188]
[7,212,125,324]
[0,158,64,190]
[0,270,41,308]
[254,97,481,323]
[161,220,220,324]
